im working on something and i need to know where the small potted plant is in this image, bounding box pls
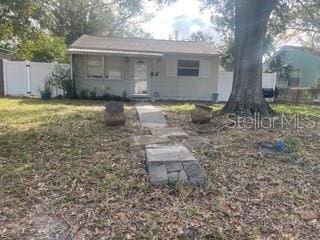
[40,80,52,101]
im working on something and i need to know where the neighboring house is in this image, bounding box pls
[265,46,320,88]
[69,35,220,100]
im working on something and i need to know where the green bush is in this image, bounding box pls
[90,88,98,100]
[48,64,73,98]
[17,33,68,63]
[80,90,89,99]
[78,90,130,102]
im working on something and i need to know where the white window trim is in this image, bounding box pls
[105,56,124,81]
[86,55,104,79]
[85,55,124,81]
[177,59,200,77]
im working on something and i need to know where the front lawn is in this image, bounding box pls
[157,101,320,117]
[1,98,320,239]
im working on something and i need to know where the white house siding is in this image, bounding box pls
[73,54,220,100]
[73,54,131,96]
[151,55,219,101]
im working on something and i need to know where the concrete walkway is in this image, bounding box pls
[135,102,166,128]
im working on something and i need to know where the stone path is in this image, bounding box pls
[150,127,188,138]
[135,102,166,128]
[146,144,206,186]
[135,103,206,187]
[132,135,170,146]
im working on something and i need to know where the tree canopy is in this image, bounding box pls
[0,0,46,43]
[0,0,152,61]
[16,33,68,63]
[203,0,320,70]
[190,31,214,42]
[40,0,151,45]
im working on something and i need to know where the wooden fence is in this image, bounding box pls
[276,87,320,105]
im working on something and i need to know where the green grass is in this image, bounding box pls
[0,98,106,130]
[157,102,223,114]
[272,103,320,117]
[157,101,320,117]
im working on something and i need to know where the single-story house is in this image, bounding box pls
[69,35,220,100]
[265,46,320,88]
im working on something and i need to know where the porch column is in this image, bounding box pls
[152,58,156,99]
[69,54,73,81]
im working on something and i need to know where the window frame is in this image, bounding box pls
[104,56,123,81]
[85,55,124,80]
[177,59,200,77]
[86,55,104,79]
[288,68,301,87]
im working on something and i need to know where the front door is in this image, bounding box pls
[133,58,148,95]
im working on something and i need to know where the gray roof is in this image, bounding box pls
[70,35,219,56]
[265,45,320,65]
[279,46,320,57]
[290,46,320,56]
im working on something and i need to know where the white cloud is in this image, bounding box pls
[143,0,218,41]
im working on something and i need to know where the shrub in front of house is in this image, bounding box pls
[78,90,130,102]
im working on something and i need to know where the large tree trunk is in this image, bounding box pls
[223,0,277,116]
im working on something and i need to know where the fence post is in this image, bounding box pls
[26,61,31,96]
[273,72,277,90]
[3,60,8,96]
[0,59,4,96]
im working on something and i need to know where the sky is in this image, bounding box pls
[142,0,219,42]
[141,0,301,49]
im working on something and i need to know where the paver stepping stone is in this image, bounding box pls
[132,135,170,146]
[150,127,188,138]
[149,163,168,185]
[166,162,183,173]
[134,103,206,187]
[146,144,206,187]
[135,103,166,128]
[146,144,197,164]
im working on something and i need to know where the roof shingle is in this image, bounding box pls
[70,35,219,56]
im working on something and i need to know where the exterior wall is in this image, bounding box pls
[152,54,220,101]
[283,49,320,87]
[269,49,320,88]
[73,54,131,96]
[73,53,220,101]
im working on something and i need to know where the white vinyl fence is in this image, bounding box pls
[217,71,277,102]
[3,60,69,97]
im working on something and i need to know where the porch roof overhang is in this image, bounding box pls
[68,48,164,57]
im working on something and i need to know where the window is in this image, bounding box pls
[177,60,200,77]
[288,69,301,87]
[105,56,122,80]
[87,55,103,78]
